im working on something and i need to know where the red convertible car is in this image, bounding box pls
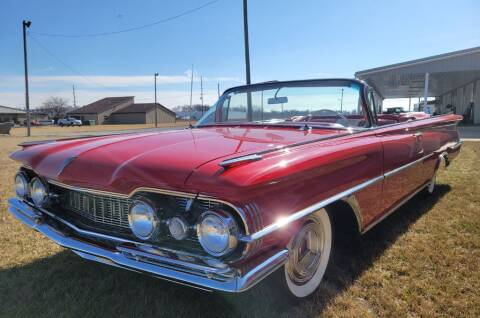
[8,79,462,298]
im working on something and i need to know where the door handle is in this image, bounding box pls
[413,132,423,138]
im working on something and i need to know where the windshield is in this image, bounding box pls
[196,81,369,129]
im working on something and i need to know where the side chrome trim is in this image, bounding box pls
[450,140,463,150]
[361,181,429,233]
[7,197,288,293]
[239,175,385,242]
[384,153,434,179]
[240,152,436,242]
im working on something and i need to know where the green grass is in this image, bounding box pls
[0,136,479,318]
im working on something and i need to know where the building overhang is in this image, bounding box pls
[355,46,480,99]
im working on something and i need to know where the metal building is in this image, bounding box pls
[355,46,480,124]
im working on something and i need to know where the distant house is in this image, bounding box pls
[68,96,134,124]
[0,105,26,124]
[68,97,176,125]
[110,103,176,124]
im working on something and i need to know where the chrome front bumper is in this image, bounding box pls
[8,198,288,293]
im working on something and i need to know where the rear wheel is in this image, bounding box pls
[426,172,436,194]
[274,208,333,298]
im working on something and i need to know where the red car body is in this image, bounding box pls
[8,79,463,294]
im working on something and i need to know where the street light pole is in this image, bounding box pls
[189,65,194,110]
[340,88,344,112]
[154,72,158,127]
[200,76,204,116]
[23,20,31,137]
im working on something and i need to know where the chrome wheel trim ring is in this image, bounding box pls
[285,222,324,284]
[284,208,332,298]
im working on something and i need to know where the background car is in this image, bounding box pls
[58,117,82,127]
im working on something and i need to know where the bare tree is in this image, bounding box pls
[39,96,70,119]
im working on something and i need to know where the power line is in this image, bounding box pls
[29,0,220,38]
[28,34,112,89]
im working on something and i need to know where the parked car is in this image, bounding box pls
[58,117,82,126]
[38,119,55,126]
[8,79,462,298]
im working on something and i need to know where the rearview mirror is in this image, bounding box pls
[268,96,288,104]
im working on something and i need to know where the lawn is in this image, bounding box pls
[9,121,192,137]
[0,130,478,317]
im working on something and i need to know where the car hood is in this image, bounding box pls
[11,126,342,193]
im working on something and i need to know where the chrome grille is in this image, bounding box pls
[175,197,220,211]
[65,190,132,228]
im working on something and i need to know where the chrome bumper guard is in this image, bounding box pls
[8,198,288,293]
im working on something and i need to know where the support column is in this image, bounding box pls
[423,72,429,112]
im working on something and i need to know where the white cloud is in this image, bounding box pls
[0,73,238,89]
[0,71,238,108]
[0,89,219,109]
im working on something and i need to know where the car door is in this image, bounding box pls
[375,122,425,213]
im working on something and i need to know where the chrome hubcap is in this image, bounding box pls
[286,221,324,284]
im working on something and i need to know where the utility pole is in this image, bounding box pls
[154,72,159,127]
[217,83,220,98]
[243,0,252,120]
[189,65,194,116]
[243,0,251,85]
[200,76,204,116]
[72,84,77,108]
[23,20,32,137]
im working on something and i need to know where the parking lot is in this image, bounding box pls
[459,125,480,140]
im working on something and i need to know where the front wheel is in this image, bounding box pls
[275,208,333,298]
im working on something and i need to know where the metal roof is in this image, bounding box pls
[0,105,26,114]
[69,96,134,114]
[113,103,176,116]
[355,46,480,99]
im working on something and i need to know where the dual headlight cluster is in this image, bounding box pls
[15,172,50,208]
[15,171,239,257]
[129,199,239,257]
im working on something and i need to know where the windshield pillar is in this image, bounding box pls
[247,92,253,121]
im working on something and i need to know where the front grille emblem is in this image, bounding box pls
[185,198,194,212]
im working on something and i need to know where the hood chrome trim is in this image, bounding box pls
[219,154,262,168]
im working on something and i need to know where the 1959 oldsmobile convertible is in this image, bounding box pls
[8,79,462,298]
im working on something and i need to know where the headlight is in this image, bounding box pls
[197,211,238,257]
[30,178,49,207]
[14,172,29,198]
[128,199,159,240]
[168,217,189,240]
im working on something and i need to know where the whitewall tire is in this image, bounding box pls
[283,208,333,298]
[427,173,436,194]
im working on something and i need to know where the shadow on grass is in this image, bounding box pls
[0,185,450,318]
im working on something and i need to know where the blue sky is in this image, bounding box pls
[1,0,479,109]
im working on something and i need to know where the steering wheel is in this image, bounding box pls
[315,109,348,120]
[285,109,350,126]
[307,109,349,126]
